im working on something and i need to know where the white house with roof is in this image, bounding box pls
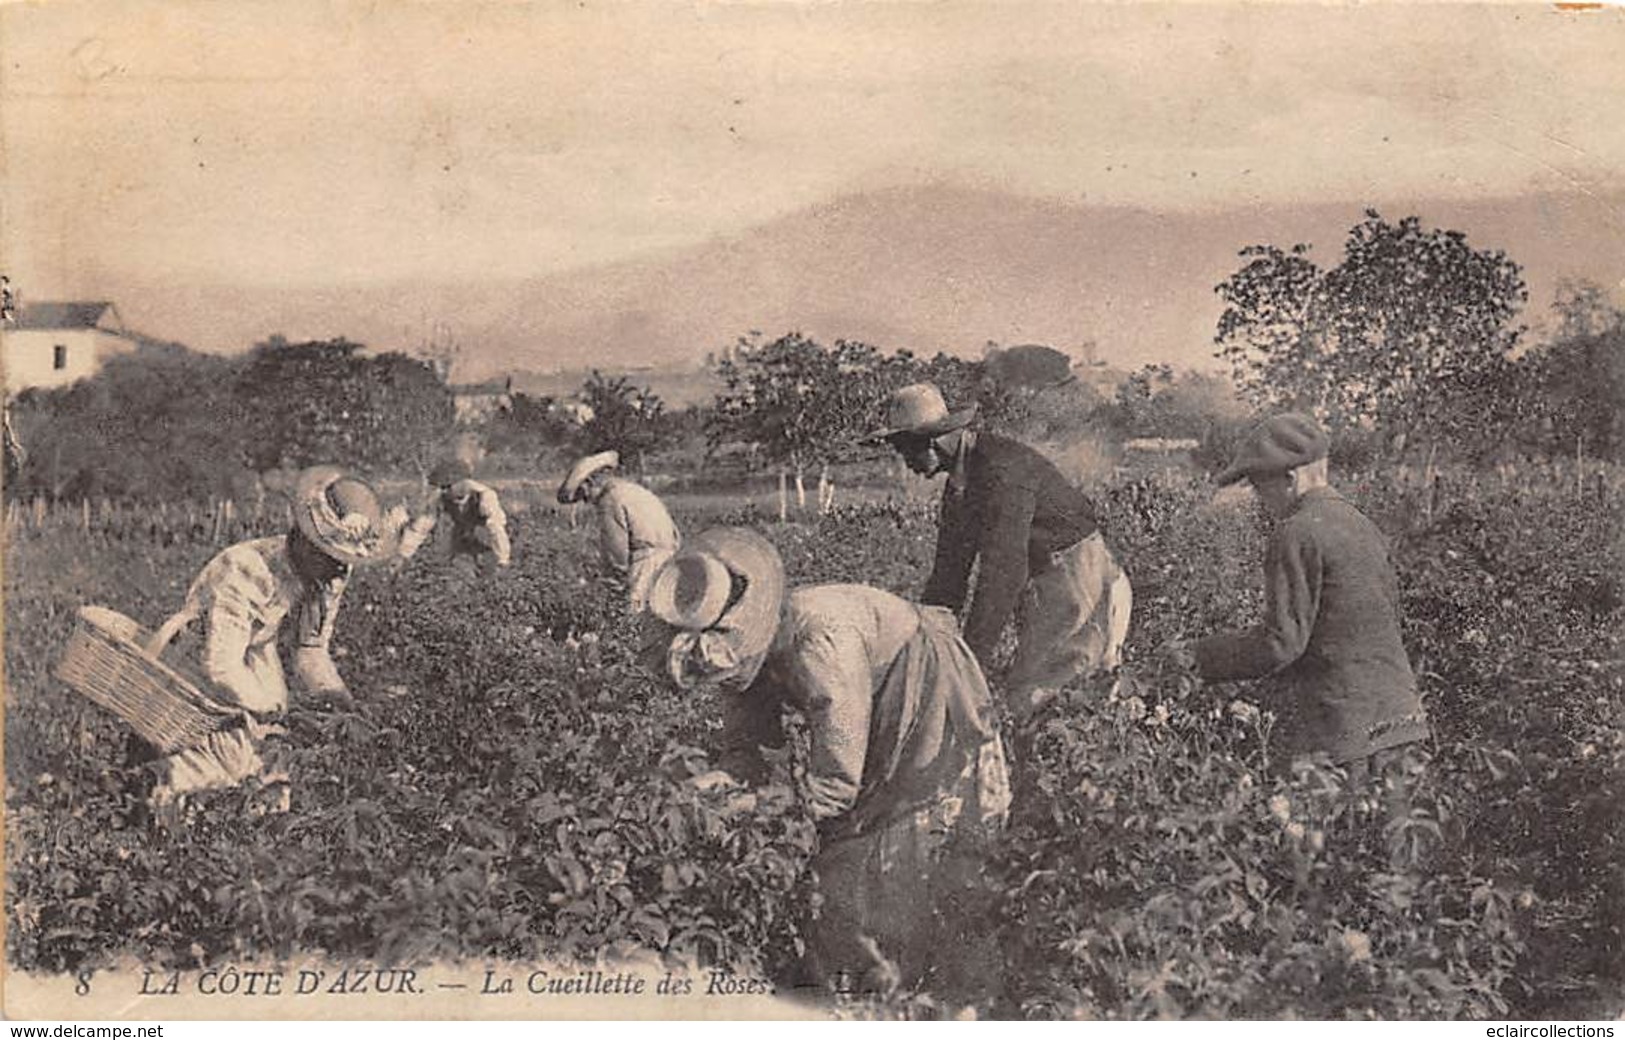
[2,301,139,396]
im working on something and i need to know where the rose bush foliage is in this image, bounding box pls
[5,468,1621,1018]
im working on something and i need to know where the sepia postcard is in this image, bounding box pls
[3,0,1623,1023]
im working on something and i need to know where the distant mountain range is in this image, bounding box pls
[90,184,1625,379]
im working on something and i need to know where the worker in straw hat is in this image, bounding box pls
[557,449,680,613]
[132,466,403,813]
[398,457,512,573]
[1160,413,1431,787]
[644,527,1011,1001]
[867,382,1132,729]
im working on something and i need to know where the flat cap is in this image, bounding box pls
[1216,413,1329,487]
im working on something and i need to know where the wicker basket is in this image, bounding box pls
[55,605,238,753]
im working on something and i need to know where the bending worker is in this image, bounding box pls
[557,450,680,613]
[135,466,399,809]
[644,527,1010,1001]
[868,383,1132,726]
[399,458,512,572]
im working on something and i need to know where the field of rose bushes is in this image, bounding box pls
[4,465,1622,1019]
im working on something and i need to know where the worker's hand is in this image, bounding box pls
[690,769,743,793]
[690,770,755,813]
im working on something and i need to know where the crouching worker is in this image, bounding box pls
[134,466,399,813]
[644,528,1011,1003]
[398,458,512,573]
[557,450,680,613]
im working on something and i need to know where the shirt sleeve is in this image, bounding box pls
[786,626,873,822]
[1194,522,1322,681]
[196,552,278,711]
[961,480,1037,670]
[478,487,512,565]
[921,491,976,611]
[598,498,632,573]
[396,491,442,559]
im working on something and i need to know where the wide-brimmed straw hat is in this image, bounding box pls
[293,466,398,567]
[1216,413,1330,487]
[863,382,978,443]
[648,527,786,688]
[557,450,620,504]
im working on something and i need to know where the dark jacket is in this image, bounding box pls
[921,431,1100,670]
[1194,487,1430,763]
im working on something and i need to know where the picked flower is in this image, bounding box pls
[1341,929,1372,963]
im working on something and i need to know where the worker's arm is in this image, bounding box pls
[196,555,283,714]
[1194,523,1322,680]
[785,626,873,823]
[921,492,976,611]
[477,486,512,566]
[598,498,633,574]
[961,481,1038,672]
[396,493,441,560]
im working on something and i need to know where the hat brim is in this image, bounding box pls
[648,552,734,630]
[293,467,397,567]
[861,405,979,445]
[558,453,619,502]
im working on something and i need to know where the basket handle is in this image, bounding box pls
[144,610,194,660]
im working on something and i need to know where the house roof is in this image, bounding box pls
[11,301,123,331]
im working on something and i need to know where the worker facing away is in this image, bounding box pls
[557,450,681,613]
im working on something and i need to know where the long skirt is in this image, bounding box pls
[800,738,1010,1003]
[1005,532,1132,717]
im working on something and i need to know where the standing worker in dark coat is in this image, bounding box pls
[1162,413,1431,782]
[868,383,1132,725]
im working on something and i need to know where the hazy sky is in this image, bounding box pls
[4,1,1623,293]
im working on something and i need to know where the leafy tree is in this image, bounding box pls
[234,336,453,475]
[361,350,459,478]
[576,370,667,472]
[10,341,251,501]
[708,333,918,506]
[1215,211,1528,455]
[1530,281,1625,461]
